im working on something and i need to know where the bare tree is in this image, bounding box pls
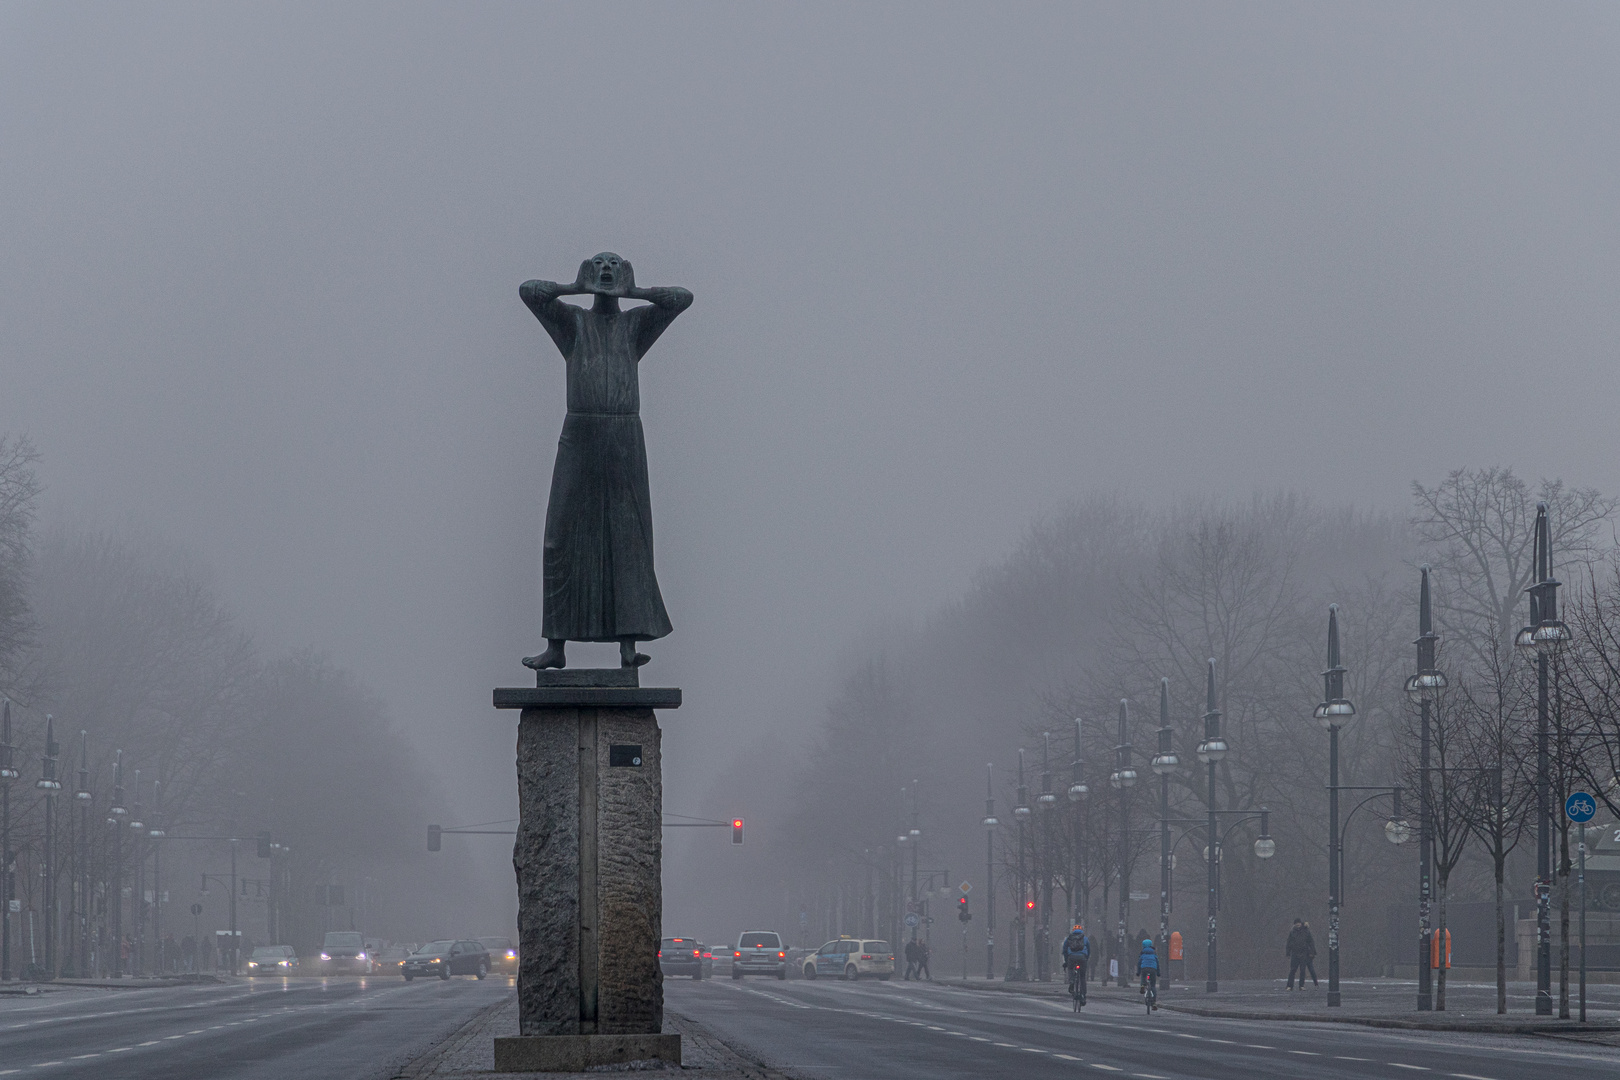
[0,435,40,697]
[1412,468,1615,668]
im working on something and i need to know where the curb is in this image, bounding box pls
[1158,1002,1620,1034]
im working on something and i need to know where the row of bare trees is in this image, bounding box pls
[733,469,1619,1014]
[0,439,458,978]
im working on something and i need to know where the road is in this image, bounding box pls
[0,975,511,1080]
[667,977,1620,1080]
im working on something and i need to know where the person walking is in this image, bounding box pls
[903,938,918,980]
[1299,921,1319,987]
[917,938,933,981]
[1285,919,1307,989]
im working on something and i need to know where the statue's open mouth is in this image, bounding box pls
[599,272,615,285]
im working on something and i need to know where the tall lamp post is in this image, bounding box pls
[1314,605,1356,1007]
[1109,699,1137,984]
[1068,719,1088,928]
[983,764,998,980]
[1011,751,1031,980]
[1515,502,1568,1017]
[107,751,127,978]
[72,733,92,977]
[130,771,146,976]
[1403,567,1446,1011]
[149,781,165,973]
[37,716,61,978]
[1196,660,1228,992]
[0,699,15,982]
[1151,679,1178,984]
[1037,733,1058,981]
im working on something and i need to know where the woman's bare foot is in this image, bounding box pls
[619,639,650,668]
[523,641,567,670]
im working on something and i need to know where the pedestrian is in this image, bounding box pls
[1285,919,1306,989]
[1300,921,1319,987]
[903,938,918,980]
[917,939,932,981]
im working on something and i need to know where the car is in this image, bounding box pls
[802,938,894,981]
[705,943,730,976]
[245,945,298,975]
[318,931,371,975]
[659,937,707,979]
[478,937,519,976]
[731,931,787,979]
[401,939,491,981]
[372,943,415,974]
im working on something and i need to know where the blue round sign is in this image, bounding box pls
[1565,792,1597,823]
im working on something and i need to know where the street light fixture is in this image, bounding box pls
[1314,605,1355,1007]
[1402,565,1445,1013]
[1517,502,1563,1016]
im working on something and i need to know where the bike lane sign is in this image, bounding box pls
[1566,792,1596,823]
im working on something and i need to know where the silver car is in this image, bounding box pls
[730,930,787,979]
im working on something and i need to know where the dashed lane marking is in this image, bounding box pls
[1055,1054,1082,1061]
[70,1053,100,1059]
[1288,1050,1321,1055]
[1022,1047,1048,1053]
[1390,1066,1430,1072]
[1335,1056,1371,1061]
[994,1042,1018,1047]
[1244,1044,1274,1049]
[1134,1074,1170,1079]
[1450,1075,1496,1080]
[1089,1066,1122,1072]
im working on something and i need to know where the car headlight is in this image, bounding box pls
[279,960,291,967]
[506,950,516,959]
[320,953,330,960]
[430,958,441,963]
[248,962,258,967]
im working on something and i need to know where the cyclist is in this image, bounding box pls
[1061,924,1090,1007]
[1136,938,1160,1010]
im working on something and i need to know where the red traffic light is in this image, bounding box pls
[731,818,744,845]
[1025,900,1035,910]
[957,896,968,907]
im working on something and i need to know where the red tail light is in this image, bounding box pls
[862,955,872,960]
[733,951,741,957]
[777,951,785,958]
[657,950,663,958]
[692,949,700,956]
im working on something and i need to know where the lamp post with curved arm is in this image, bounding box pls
[1,700,16,982]
[1403,566,1446,1011]
[1196,660,1228,992]
[1011,751,1031,981]
[983,763,998,981]
[1515,502,1567,1017]
[1314,605,1356,1006]
[1109,700,1137,984]
[1151,679,1178,983]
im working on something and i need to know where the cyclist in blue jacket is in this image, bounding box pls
[1136,938,1160,1009]
[1061,924,1090,1005]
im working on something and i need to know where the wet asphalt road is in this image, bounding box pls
[0,975,511,1079]
[666,976,1619,1080]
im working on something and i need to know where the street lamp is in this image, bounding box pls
[1069,718,1087,951]
[1011,750,1031,981]
[70,732,91,977]
[983,763,998,980]
[1153,679,1176,983]
[1036,734,1057,981]
[37,715,61,979]
[1516,502,1565,1017]
[107,750,127,978]
[1314,605,1355,1007]
[1402,565,1447,1011]
[1111,699,1134,983]
[0,699,15,982]
[1200,659,1224,992]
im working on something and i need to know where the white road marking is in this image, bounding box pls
[109,1048,131,1053]
[1023,1047,1049,1053]
[1055,1054,1083,1061]
[1450,1075,1496,1080]
[1390,1066,1430,1072]
[1288,1050,1321,1055]
[1244,1044,1275,1049]
[138,1041,161,1046]
[1090,1066,1122,1073]
[1336,1056,1371,1061]
[34,1063,64,1068]
[994,1041,1018,1047]
[70,1053,101,1059]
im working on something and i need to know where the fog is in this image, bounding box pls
[2,3,1619,949]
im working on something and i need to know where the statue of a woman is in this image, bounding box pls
[518,253,692,669]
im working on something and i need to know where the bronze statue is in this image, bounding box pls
[518,254,691,670]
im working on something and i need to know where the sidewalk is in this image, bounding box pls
[935,975,1620,1035]
[393,993,797,1079]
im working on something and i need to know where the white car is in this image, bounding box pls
[802,939,894,981]
[730,931,787,979]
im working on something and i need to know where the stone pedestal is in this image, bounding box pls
[492,672,682,1072]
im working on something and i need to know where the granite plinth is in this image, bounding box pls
[492,1033,681,1072]
[533,668,639,688]
[501,681,680,1052]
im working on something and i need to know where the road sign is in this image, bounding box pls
[959,881,972,894]
[1129,891,1150,901]
[190,903,203,916]
[1566,792,1597,823]
[904,912,919,928]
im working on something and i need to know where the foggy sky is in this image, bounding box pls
[4,3,1619,931]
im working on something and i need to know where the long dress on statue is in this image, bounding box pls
[523,288,673,643]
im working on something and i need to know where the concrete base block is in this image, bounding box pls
[492,1033,682,1072]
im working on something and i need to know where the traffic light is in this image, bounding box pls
[428,824,441,852]
[731,818,744,845]
[1025,900,1035,911]
[957,896,971,923]
[257,832,272,859]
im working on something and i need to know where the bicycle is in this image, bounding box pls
[1142,970,1158,1014]
[1067,962,1087,1011]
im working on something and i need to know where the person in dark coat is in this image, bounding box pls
[1286,919,1307,989]
[1299,921,1319,987]
[903,938,918,980]
[917,939,933,981]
